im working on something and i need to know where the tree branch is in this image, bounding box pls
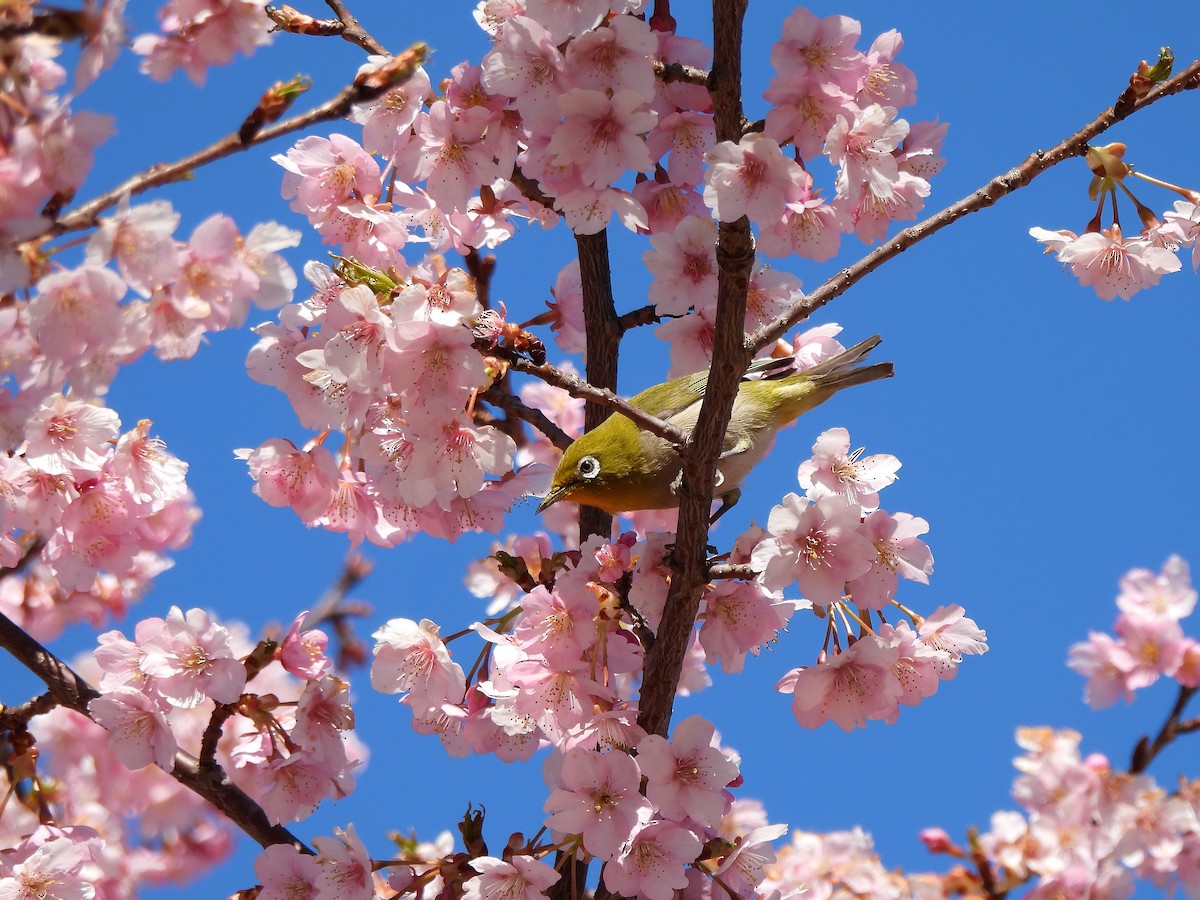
[1130,684,1198,774]
[745,57,1200,353]
[638,0,752,740]
[576,230,623,540]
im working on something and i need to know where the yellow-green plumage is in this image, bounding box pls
[537,335,893,516]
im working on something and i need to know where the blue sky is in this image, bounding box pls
[6,2,1200,896]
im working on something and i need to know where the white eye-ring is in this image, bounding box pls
[577,455,600,480]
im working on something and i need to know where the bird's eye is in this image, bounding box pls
[577,455,600,480]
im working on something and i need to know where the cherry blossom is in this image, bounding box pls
[751,493,877,605]
[463,854,560,900]
[543,747,652,859]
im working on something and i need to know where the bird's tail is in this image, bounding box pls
[802,335,894,391]
[765,335,893,425]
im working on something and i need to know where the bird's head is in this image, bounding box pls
[536,415,663,515]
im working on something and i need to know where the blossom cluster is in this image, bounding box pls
[742,423,986,730]
[1068,555,1200,707]
[0,409,196,641]
[371,531,789,897]
[84,606,362,826]
[1030,143,1200,300]
[0,22,303,636]
[242,256,543,545]
[966,727,1200,897]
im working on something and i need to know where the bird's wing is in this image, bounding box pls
[629,370,709,420]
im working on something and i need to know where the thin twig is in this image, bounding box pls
[51,42,427,236]
[323,0,389,55]
[496,347,689,449]
[479,386,572,451]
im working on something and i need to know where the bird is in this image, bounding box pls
[536,335,893,520]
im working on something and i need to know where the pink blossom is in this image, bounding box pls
[481,17,569,129]
[522,0,644,42]
[545,259,586,354]
[655,302,716,376]
[797,426,900,511]
[770,8,865,92]
[0,834,97,900]
[879,621,942,709]
[1031,224,1182,300]
[312,825,375,900]
[403,417,516,506]
[1115,612,1186,689]
[834,168,930,243]
[751,493,877,605]
[897,118,948,181]
[138,606,247,707]
[1163,199,1200,270]
[918,605,989,670]
[393,101,500,212]
[28,265,127,367]
[642,214,718,315]
[604,817,703,900]
[566,15,658,100]
[631,178,709,234]
[763,77,859,162]
[349,60,432,160]
[1117,555,1197,623]
[75,0,128,90]
[277,612,332,680]
[636,715,740,828]
[313,198,412,272]
[746,266,804,331]
[109,419,190,506]
[88,686,178,770]
[387,319,486,418]
[513,583,598,664]
[784,322,847,370]
[253,749,346,825]
[548,89,657,189]
[825,103,909,204]
[703,133,810,225]
[85,197,182,294]
[544,747,652,859]
[371,617,466,716]
[505,656,612,743]
[240,438,340,522]
[846,510,933,609]
[699,580,796,674]
[556,185,648,235]
[645,110,715,187]
[712,823,789,897]
[758,195,844,261]
[858,30,917,108]
[464,854,560,900]
[276,134,382,219]
[24,396,120,478]
[132,0,274,85]
[254,843,321,900]
[780,634,902,730]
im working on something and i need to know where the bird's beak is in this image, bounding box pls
[536,483,572,514]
